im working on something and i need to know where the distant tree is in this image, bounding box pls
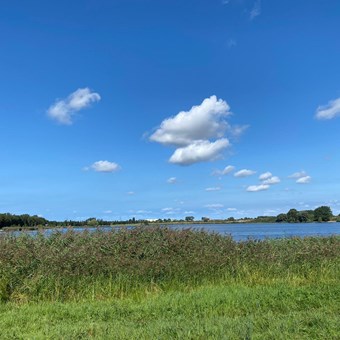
[287,209,299,223]
[314,206,332,222]
[201,217,210,222]
[185,216,194,222]
[227,217,235,222]
[276,213,287,222]
[86,218,99,226]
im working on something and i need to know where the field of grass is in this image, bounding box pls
[0,227,339,338]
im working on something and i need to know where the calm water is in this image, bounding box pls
[3,222,340,241]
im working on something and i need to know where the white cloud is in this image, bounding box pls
[150,96,231,147]
[162,207,173,212]
[169,139,230,165]
[127,191,135,195]
[246,184,269,192]
[103,210,112,214]
[213,165,235,176]
[90,160,120,173]
[262,176,281,185]
[315,97,340,120]
[167,177,177,184]
[227,208,237,211]
[259,172,272,181]
[47,88,101,125]
[234,169,256,178]
[205,187,221,192]
[296,176,311,184]
[205,204,224,208]
[250,0,261,20]
[289,171,307,179]
[148,96,247,165]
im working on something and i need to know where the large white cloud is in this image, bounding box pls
[315,97,340,120]
[149,96,247,165]
[90,160,120,173]
[246,184,269,192]
[169,139,230,165]
[47,88,101,125]
[150,96,231,146]
[234,169,256,178]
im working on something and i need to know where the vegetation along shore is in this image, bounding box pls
[0,226,339,338]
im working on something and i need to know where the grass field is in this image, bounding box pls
[0,227,339,338]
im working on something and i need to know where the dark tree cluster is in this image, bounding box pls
[275,206,333,223]
[0,213,48,229]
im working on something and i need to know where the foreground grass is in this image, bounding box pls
[0,228,339,338]
[1,281,339,339]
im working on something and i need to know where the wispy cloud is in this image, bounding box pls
[289,171,307,179]
[296,176,312,184]
[205,203,224,209]
[167,177,178,184]
[234,169,256,178]
[205,187,221,192]
[47,88,101,125]
[213,165,235,176]
[250,0,261,20]
[289,171,312,184]
[86,160,121,173]
[315,97,340,120]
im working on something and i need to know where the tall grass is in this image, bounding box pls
[0,226,339,302]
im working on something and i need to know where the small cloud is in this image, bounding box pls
[250,0,261,20]
[89,160,121,173]
[103,210,112,214]
[167,177,177,184]
[205,204,224,208]
[205,187,221,192]
[222,0,230,4]
[162,207,173,212]
[246,184,269,192]
[47,88,100,125]
[127,191,135,195]
[262,176,280,185]
[259,172,272,181]
[289,171,307,179]
[234,169,256,178]
[227,207,237,211]
[315,97,340,120]
[296,176,311,184]
[213,165,235,176]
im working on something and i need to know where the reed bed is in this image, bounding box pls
[0,226,339,302]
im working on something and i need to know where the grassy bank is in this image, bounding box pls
[0,227,339,338]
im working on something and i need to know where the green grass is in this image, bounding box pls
[0,228,339,338]
[0,282,339,339]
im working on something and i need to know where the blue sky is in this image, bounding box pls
[1,0,340,221]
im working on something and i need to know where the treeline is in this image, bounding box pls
[0,213,48,229]
[276,206,333,223]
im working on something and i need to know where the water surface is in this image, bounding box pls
[3,222,340,241]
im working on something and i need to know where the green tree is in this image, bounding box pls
[185,216,194,222]
[287,209,299,223]
[313,206,332,222]
[276,213,287,222]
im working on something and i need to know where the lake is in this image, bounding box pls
[3,222,340,241]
